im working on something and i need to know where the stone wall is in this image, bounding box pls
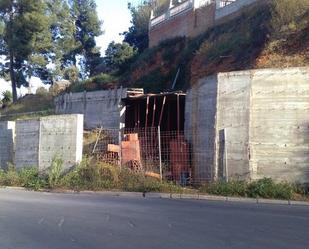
[185,67,309,183]
[55,88,128,129]
[14,114,84,171]
[0,121,15,169]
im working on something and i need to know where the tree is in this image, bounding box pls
[1,90,12,107]
[104,42,136,72]
[70,0,103,78]
[123,1,152,52]
[123,0,175,52]
[0,0,52,102]
[46,0,78,82]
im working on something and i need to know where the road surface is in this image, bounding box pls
[0,189,308,249]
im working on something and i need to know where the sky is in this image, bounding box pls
[96,0,141,55]
[0,0,141,97]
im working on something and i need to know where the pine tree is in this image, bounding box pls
[70,0,103,78]
[0,0,52,101]
[46,0,78,82]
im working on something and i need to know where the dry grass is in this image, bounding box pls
[0,93,55,121]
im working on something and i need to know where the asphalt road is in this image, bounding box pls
[0,189,308,249]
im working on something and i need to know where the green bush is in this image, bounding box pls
[48,156,64,188]
[199,178,294,200]
[247,178,293,200]
[18,167,47,190]
[271,0,309,33]
[3,166,20,186]
[200,181,248,197]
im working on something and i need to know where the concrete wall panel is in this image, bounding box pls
[250,68,309,182]
[39,115,84,171]
[185,75,218,182]
[55,88,127,129]
[14,115,84,171]
[0,121,15,169]
[15,119,40,169]
[216,72,251,180]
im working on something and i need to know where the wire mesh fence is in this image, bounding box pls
[87,127,196,185]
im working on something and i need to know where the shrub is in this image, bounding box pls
[271,0,309,33]
[18,167,47,190]
[36,87,49,96]
[48,156,64,188]
[247,178,293,200]
[3,165,20,186]
[200,181,248,197]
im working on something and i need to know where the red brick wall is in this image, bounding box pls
[149,3,216,48]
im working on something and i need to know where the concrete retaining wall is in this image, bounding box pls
[0,121,15,169]
[55,88,128,129]
[15,114,83,171]
[250,68,309,182]
[185,67,309,183]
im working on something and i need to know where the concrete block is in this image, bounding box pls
[14,114,83,171]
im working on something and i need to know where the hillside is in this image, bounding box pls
[1,1,308,117]
[118,3,308,91]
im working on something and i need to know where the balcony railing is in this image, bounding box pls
[150,0,195,28]
[170,0,194,17]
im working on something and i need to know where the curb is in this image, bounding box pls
[2,186,309,206]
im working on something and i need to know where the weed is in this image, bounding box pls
[48,156,64,188]
[247,178,293,200]
[18,167,47,190]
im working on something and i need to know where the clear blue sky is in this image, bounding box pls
[95,0,142,55]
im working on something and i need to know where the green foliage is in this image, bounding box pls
[0,162,306,201]
[18,167,47,190]
[0,0,52,101]
[104,42,137,72]
[1,165,20,186]
[271,0,309,34]
[70,0,103,78]
[1,90,12,106]
[247,178,293,200]
[63,66,79,83]
[123,1,152,52]
[200,178,294,200]
[69,73,118,92]
[201,181,248,197]
[48,156,64,188]
[0,94,54,120]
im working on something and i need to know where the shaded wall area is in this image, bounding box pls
[123,92,185,132]
[0,121,15,169]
